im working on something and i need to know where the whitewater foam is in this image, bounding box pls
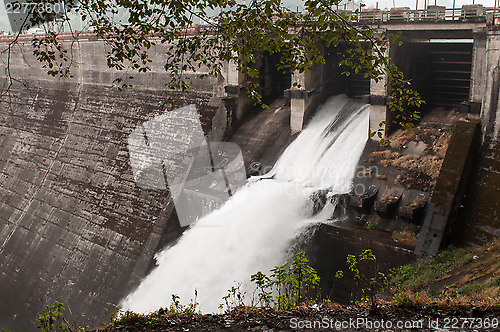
[121,95,369,313]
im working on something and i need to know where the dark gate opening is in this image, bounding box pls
[324,43,371,99]
[259,52,292,104]
[343,68,371,99]
[401,42,473,108]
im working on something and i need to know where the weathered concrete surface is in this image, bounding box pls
[343,108,462,253]
[0,37,223,94]
[0,82,225,330]
[471,27,488,105]
[0,83,167,329]
[225,98,294,170]
[457,30,500,243]
[459,137,500,242]
[368,42,389,140]
[0,39,229,330]
[415,120,481,259]
[303,222,414,304]
[288,58,328,132]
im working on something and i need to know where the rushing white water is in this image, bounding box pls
[121,95,369,313]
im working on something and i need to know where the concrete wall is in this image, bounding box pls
[5,38,222,93]
[480,31,500,140]
[457,30,500,242]
[471,28,488,105]
[0,38,229,330]
[415,120,480,259]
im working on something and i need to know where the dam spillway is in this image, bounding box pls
[121,95,369,314]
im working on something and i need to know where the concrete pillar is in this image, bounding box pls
[369,105,387,140]
[480,31,500,139]
[291,97,306,131]
[225,59,241,87]
[368,36,389,141]
[287,60,326,133]
[290,71,307,132]
[223,60,252,124]
[368,65,389,141]
[470,27,487,111]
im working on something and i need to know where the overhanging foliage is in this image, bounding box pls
[2,0,423,134]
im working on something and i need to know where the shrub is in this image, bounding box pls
[337,249,390,311]
[248,252,320,310]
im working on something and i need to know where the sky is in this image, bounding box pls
[0,0,497,33]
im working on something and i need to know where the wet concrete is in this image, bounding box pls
[224,98,295,173]
[299,222,414,304]
[459,128,500,243]
[0,80,221,330]
[415,119,481,258]
[150,97,294,276]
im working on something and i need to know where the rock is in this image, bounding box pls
[248,162,263,176]
[305,190,329,216]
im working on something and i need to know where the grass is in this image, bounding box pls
[391,239,500,307]
[392,246,475,290]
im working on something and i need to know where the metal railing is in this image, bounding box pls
[353,5,495,23]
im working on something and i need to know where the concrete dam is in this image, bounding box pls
[1,6,500,330]
[0,36,235,329]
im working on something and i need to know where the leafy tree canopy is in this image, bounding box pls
[3,0,423,132]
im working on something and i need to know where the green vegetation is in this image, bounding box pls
[218,252,322,312]
[101,293,199,329]
[168,293,199,314]
[391,239,500,307]
[336,249,390,311]
[392,246,475,291]
[113,311,148,329]
[220,284,245,310]
[248,251,320,310]
[391,229,418,246]
[36,301,84,332]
